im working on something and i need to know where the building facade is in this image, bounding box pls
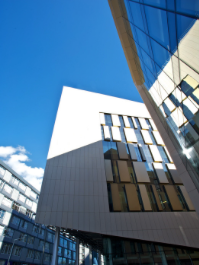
[36,87,199,265]
[108,0,199,214]
[0,160,76,265]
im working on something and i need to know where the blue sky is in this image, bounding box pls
[0,0,142,189]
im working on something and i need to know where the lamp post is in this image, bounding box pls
[7,235,27,265]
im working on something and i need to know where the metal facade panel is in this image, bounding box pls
[123,116,130,128]
[111,184,121,211]
[124,128,137,143]
[117,161,131,183]
[149,119,157,131]
[104,160,113,182]
[128,144,137,161]
[131,117,138,129]
[103,126,111,140]
[166,164,183,184]
[133,162,150,183]
[138,118,149,130]
[153,163,169,184]
[149,145,163,162]
[164,185,183,211]
[141,130,153,145]
[125,184,141,211]
[99,113,105,125]
[111,127,121,142]
[117,142,128,160]
[111,114,121,127]
[179,186,195,211]
[152,131,165,146]
[138,184,152,211]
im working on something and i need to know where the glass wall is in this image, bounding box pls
[103,237,199,265]
[122,0,199,185]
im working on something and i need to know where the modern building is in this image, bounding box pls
[0,159,76,265]
[36,87,199,265]
[108,0,199,213]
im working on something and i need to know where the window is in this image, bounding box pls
[58,246,62,256]
[0,209,5,220]
[13,246,21,256]
[26,198,32,207]
[44,254,51,262]
[58,257,63,264]
[0,226,4,236]
[27,249,34,259]
[45,242,50,251]
[11,176,19,186]
[64,239,68,248]
[18,193,26,202]
[39,240,44,248]
[70,242,73,250]
[0,166,5,176]
[12,202,20,212]
[34,251,41,260]
[2,197,12,208]
[33,225,38,234]
[3,184,12,194]
[4,228,14,238]
[65,249,71,258]
[20,219,28,230]
[27,236,34,245]
[30,191,37,199]
[19,233,27,242]
[73,251,76,260]
[0,180,4,189]
[59,237,64,246]
[63,258,67,264]
[38,227,44,237]
[0,260,5,265]
[18,182,26,191]
[73,243,76,251]
[1,244,11,254]
[11,216,20,226]
[47,232,53,242]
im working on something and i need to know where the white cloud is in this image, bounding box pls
[0,146,44,191]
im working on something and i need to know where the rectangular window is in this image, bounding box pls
[27,236,34,245]
[58,257,63,265]
[34,251,41,260]
[2,197,12,208]
[20,219,28,230]
[0,225,4,236]
[18,193,26,202]
[11,216,20,226]
[3,184,12,194]
[1,244,11,254]
[13,246,21,256]
[0,166,5,177]
[4,228,14,238]
[47,232,53,242]
[26,198,33,207]
[33,225,38,234]
[45,242,50,251]
[19,233,27,243]
[44,254,51,262]
[38,227,44,236]
[63,258,67,264]
[59,237,64,246]
[39,240,44,248]
[11,176,19,186]
[0,209,5,220]
[27,249,34,259]
[19,182,26,191]
[58,246,62,256]
[30,190,37,199]
[64,249,71,258]
[63,239,68,248]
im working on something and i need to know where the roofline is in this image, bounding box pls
[0,159,40,195]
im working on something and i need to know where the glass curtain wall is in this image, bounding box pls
[122,0,199,183]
